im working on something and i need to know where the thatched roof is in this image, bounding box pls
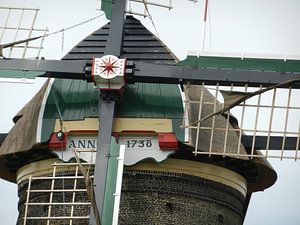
[0,80,50,181]
[0,80,49,156]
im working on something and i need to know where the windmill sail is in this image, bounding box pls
[181,53,300,160]
[0,6,47,84]
[0,7,47,59]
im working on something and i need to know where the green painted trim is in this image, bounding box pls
[40,79,98,142]
[101,0,113,20]
[172,118,184,142]
[178,55,300,73]
[102,137,120,225]
[0,70,44,79]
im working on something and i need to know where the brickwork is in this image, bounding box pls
[120,170,245,225]
[17,167,245,225]
[17,170,90,225]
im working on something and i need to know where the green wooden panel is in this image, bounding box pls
[0,70,44,79]
[102,137,119,225]
[178,55,300,73]
[101,0,113,20]
[172,119,184,142]
[41,80,184,142]
[41,79,98,141]
[116,83,183,119]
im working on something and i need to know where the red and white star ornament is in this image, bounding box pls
[92,55,126,90]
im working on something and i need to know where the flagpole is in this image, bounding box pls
[201,0,209,52]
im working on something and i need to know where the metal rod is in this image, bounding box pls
[201,0,209,51]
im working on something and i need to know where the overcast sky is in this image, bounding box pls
[0,0,300,225]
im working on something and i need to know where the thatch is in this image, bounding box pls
[0,79,49,156]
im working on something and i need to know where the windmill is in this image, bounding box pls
[0,0,294,225]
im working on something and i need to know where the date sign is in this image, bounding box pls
[55,135,175,165]
[119,136,175,165]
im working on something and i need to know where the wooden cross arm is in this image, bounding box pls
[1,58,300,88]
[0,58,90,80]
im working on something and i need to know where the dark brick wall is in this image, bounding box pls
[120,170,245,225]
[17,170,89,225]
[17,168,245,225]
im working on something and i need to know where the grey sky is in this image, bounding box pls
[0,0,300,225]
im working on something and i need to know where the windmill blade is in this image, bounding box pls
[186,76,300,126]
[0,6,47,59]
[182,83,300,160]
[178,53,300,160]
[132,61,300,87]
[0,58,87,80]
